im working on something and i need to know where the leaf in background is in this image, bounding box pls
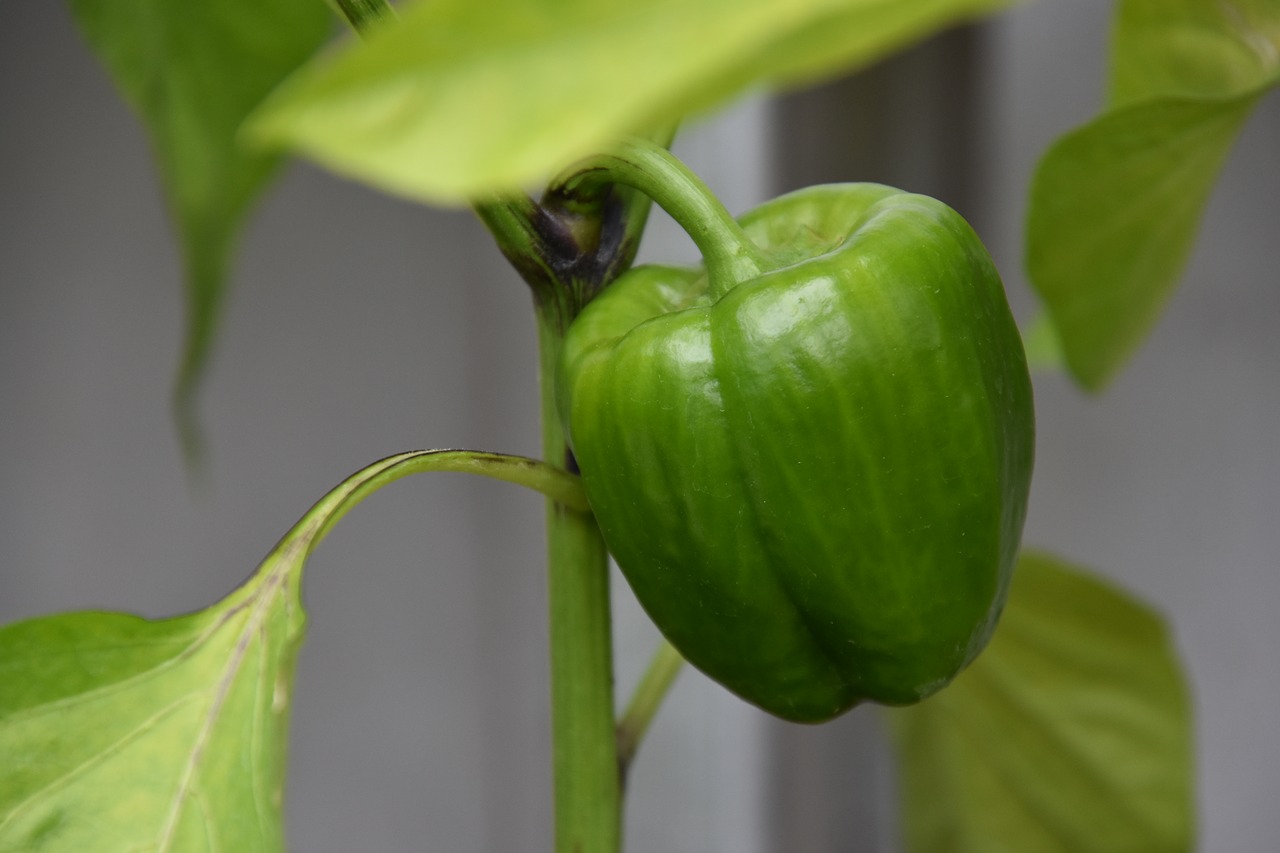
[887,551,1194,853]
[1025,0,1279,390]
[68,0,334,456]
[1026,91,1262,387]
[1110,0,1280,106]
[246,0,1011,205]
[1020,313,1064,372]
[0,450,585,851]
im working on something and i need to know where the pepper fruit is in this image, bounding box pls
[557,148,1034,723]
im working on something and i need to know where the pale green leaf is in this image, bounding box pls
[0,450,584,851]
[68,0,334,452]
[887,551,1193,853]
[1019,313,1064,373]
[0,603,298,851]
[1026,91,1262,388]
[1026,0,1279,390]
[246,0,1011,204]
[1110,0,1280,106]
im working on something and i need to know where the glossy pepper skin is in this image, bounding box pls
[559,184,1034,723]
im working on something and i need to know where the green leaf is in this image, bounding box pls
[1026,91,1262,388]
[1020,313,1064,373]
[887,551,1194,853]
[246,0,1011,205]
[68,0,334,453]
[1025,0,1279,390]
[0,600,297,851]
[0,450,584,851]
[1110,0,1280,105]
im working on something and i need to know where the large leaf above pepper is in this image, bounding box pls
[67,0,333,456]
[246,0,1011,204]
[888,551,1193,852]
[1025,0,1280,390]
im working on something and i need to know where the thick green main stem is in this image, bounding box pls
[537,312,621,853]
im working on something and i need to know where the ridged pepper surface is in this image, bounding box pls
[559,183,1034,722]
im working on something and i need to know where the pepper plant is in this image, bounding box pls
[4,0,1277,849]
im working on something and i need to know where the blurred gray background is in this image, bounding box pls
[3,2,1277,850]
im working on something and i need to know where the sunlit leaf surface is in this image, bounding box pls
[247,0,1010,204]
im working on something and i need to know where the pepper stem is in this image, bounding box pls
[552,138,769,299]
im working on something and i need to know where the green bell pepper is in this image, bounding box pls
[557,147,1034,723]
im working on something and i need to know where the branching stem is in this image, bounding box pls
[617,640,686,784]
[552,137,769,298]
